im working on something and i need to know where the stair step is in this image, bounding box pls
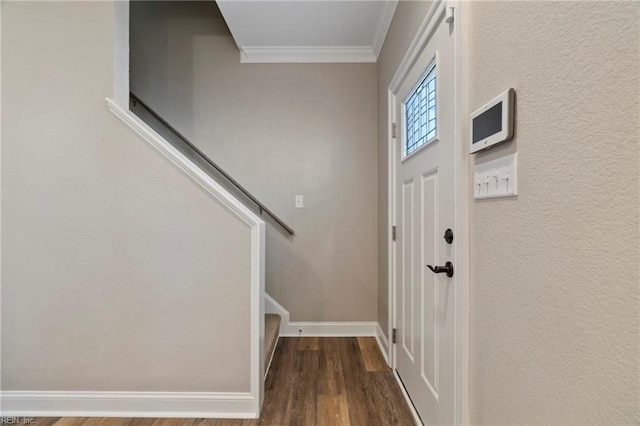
[265,313,281,375]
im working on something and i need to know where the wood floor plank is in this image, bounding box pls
[259,337,297,425]
[318,339,346,396]
[338,338,378,426]
[282,347,320,425]
[82,419,131,426]
[29,419,61,426]
[357,336,390,372]
[366,372,415,425]
[150,420,195,426]
[193,420,248,426]
[318,394,350,426]
[50,419,91,426]
[297,337,319,351]
[121,419,157,426]
[319,336,341,352]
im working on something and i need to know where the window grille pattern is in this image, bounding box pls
[405,62,436,156]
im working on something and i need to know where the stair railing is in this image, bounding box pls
[130,92,294,236]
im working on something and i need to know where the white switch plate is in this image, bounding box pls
[474,153,518,199]
[295,195,304,208]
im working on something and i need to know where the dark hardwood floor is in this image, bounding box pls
[30,337,415,426]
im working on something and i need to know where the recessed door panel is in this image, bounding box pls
[421,170,439,399]
[402,179,415,361]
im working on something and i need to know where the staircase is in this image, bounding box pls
[265,314,281,375]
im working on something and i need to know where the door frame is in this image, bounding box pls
[386,1,469,424]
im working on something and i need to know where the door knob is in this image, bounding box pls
[426,261,454,277]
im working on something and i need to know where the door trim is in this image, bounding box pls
[387,1,469,424]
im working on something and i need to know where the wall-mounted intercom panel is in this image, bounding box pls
[470,88,515,154]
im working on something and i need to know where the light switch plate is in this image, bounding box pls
[474,153,518,199]
[295,195,304,208]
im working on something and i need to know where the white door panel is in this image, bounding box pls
[394,4,456,424]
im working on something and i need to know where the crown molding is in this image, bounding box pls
[240,46,376,63]
[372,0,399,58]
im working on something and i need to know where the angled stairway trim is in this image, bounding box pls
[265,293,289,335]
[106,98,263,229]
[0,391,258,418]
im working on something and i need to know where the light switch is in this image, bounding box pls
[474,153,518,199]
[295,195,304,208]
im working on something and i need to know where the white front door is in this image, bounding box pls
[393,4,457,424]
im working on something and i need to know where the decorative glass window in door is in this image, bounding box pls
[404,61,436,157]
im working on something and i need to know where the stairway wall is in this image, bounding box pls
[2,1,252,394]
[130,1,379,322]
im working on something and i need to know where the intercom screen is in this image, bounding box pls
[472,103,502,144]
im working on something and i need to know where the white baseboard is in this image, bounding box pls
[265,295,377,338]
[265,293,289,335]
[375,323,390,366]
[283,321,377,337]
[0,391,258,418]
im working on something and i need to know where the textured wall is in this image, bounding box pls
[130,1,378,322]
[2,1,252,392]
[376,0,433,339]
[468,2,639,423]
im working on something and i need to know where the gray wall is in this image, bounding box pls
[130,1,379,322]
[2,1,252,393]
[377,1,639,423]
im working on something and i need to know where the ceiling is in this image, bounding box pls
[215,1,399,63]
